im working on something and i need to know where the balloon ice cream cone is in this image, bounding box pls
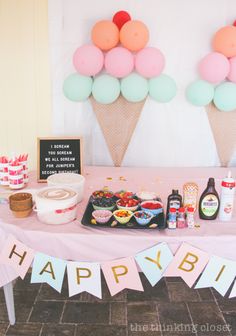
[187,22,236,166]
[63,11,176,166]
[90,95,146,166]
[206,103,236,166]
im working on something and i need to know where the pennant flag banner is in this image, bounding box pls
[102,257,143,296]
[0,235,35,279]
[0,236,236,299]
[67,261,102,299]
[31,253,66,293]
[229,281,236,299]
[164,243,210,287]
[135,242,173,286]
[195,256,236,296]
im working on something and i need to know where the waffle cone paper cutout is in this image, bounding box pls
[206,103,236,166]
[90,95,146,166]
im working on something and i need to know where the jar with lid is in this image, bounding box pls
[177,207,186,228]
[186,207,195,228]
[168,208,177,229]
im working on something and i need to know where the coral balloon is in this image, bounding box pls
[135,47,165,78]
[186,80,214,106]
[63,73,93,102]
[149,75,177,102]
[92,75,120,104]
[91,20,119,51]
[120,20,149,51]
[214,82,236,112]
[198,52,230,84]
[212,26,236,58]
[227,56,236,83]
[73,45,104,76]
[113,11,131,30]
[105,47,134,78]
[121,73,148,102]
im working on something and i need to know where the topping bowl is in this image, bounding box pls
[141,200,163,215]
[116,198,139,211]
[112,210,133,224]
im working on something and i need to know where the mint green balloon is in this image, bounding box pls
[149,74,177,102]
[186,80,214,106]
[63,73,93,101]
[214,82,236,112]
[92,75,120,104]
[121,73,148,102]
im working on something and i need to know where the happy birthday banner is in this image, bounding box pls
[0,235,236,299]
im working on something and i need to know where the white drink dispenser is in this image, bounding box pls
[219,171,235,221]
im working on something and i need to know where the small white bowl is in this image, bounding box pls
[136,191,158,201]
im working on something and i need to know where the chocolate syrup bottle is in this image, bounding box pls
[199,178,220,220]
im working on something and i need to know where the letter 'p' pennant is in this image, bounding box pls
[164,243,210,287]
[102,257,143,296]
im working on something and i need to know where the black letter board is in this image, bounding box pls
[37,137,83,182]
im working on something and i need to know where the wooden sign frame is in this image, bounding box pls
[37,137,83,182]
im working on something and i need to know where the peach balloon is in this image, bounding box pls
[91,20,119,51]
[212,26,236,58]
[120,20,149,51]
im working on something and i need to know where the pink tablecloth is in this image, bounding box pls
[0,166,236,262]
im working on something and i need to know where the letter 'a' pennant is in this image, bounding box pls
[164,243,210,287]
[31,253,66,293]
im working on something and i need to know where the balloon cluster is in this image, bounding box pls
[63,11,177,104]
[186,24,236,112]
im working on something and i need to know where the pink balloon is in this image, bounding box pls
[227,56,236,83]
[198,52,230,84]
[105,47,134,77]
[135,47,165,78]
[73,44,104,76]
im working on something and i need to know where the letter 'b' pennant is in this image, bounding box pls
[164,243,210,287]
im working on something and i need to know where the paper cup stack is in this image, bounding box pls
[0,154,29,189]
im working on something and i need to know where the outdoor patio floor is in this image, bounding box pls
[0,273,236,336]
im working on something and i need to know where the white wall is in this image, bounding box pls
[48,0,236,167]
[0,0,52,170]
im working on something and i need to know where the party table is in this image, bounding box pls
[1,166,236,324]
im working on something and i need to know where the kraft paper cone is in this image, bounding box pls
[90,95,146,166]
[206,103,236,166]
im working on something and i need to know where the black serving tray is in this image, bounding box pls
[81,200,166,230]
